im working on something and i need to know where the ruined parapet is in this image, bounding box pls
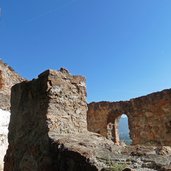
[4,68,88,171]
[129,89,171,145]
[45,68,87,134]
[0,60,25,110]
[88,89,171,145]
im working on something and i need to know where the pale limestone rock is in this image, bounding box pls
[0,109,10,171]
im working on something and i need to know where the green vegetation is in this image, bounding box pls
[104,161,127,171]
[109,163,127,171]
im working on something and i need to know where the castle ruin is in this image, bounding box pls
[88,89,171,145]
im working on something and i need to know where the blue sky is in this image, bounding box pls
[0,0,171,102]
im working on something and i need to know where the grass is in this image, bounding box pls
[104,161,127,171]
[109,163,127,171]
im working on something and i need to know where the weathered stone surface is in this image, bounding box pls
[45,69,87,134]
[0,60,24,171]
[49,132,119,171]
[0,60,25,110]
[4,68,89,171]
[4,66,171,171]
[161,164,171,171]
[88,89,171,145]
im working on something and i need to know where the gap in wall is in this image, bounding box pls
[118,114,132,145]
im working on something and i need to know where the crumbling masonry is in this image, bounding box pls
[3,66,171,171]
[4,69,95,171]
[88,89,171,145]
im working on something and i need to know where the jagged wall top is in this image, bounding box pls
[88,88,171,145]
[0,60,25,110]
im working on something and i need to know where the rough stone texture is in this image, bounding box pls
[46,68,87,134]
[88,89,171,145]
[0,60,25,110]
[4,67,171,171]
[4,68,88,171]
[0,60,24,171]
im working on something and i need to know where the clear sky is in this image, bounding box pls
[0,0,171,102]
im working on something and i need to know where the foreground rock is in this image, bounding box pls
[49,133,171,171]
[0,60,24,110]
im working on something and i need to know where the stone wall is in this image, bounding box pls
[4,68,88,171]
[0,60,24,171]
[4,66,171,170]
[46,68,87,134]
[88,89,171,145]
[0,60,25,110]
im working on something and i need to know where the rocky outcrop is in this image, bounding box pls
[0,60,25,110]
[88,89,171,145]
[0,60,24,171]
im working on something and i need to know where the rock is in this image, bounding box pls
[3,67,171,171]
[0,60,24,171]
[0,109,10,171]
[0,60,25,110]
[156,146,171,155]
[161,165,171,171]
[88,89,171,146]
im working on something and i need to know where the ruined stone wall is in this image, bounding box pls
[0,60,24,171]
[4,68,88,171]
[46,68,87,134]
[88,89,171,145]
[0,60,25,110]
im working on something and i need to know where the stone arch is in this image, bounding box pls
[107,111,132,144]
[88,88,171,145]
[107,110,122,144]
